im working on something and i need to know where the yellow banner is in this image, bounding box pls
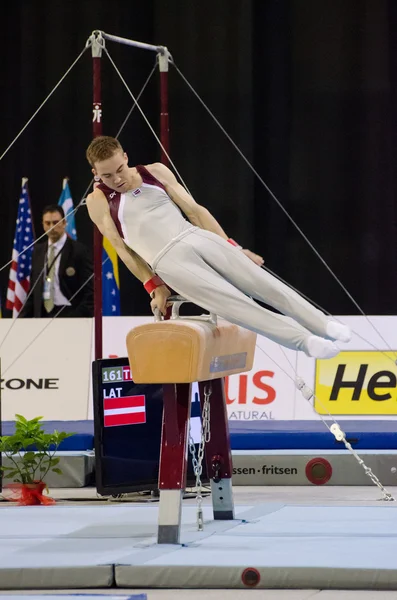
[314,351,397,415]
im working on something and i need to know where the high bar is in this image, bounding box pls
[100,31,166,54]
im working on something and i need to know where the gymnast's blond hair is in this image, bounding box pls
[86,135,124,167]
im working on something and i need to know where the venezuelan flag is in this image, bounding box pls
[102,237,120,315]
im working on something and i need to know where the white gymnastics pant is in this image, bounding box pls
[152,227,329,354]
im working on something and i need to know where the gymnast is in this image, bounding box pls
[85,135,351,358]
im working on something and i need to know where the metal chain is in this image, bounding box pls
[338,433,395,501]
[188,384,212,531]
[295,378,396,501]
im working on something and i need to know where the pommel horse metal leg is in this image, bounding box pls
[157,382,191,544]
[158,376,233,544]
[199,378,234,520]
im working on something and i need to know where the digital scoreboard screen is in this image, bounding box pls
[92,356,205,496]
[101,365,147,427]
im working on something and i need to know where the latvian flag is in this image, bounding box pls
[103,395,146,427]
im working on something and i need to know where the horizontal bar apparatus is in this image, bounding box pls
[100,31,166,54]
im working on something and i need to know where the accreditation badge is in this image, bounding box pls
[43,278,51,300]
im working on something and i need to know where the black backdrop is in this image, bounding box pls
[1,0,396,317]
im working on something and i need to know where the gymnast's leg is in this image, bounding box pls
[154,242,340,358]
[186,229,351,343]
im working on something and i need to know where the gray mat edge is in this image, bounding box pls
[115,565,397,590]
[0,566,114,590]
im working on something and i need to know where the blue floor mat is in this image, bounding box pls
[228,419,397,450]
[2,419,396,451]
[2,421,95,451]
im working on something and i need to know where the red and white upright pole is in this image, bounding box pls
[91,32,104,360]
[89,32,170,359]
[158,49,170,165]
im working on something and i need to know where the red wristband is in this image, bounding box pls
[143,275,165,295]
[227,238,242,249]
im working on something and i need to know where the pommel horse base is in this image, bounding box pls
[126,296,256,544]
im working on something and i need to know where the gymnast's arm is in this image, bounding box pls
[147,163,264,266]
[86,189,159,282]
[147,163,229,238]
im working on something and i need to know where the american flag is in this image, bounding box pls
[6,178,35,317]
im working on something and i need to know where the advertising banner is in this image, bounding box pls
[2,315,396,422]
[224,339,297,421]
[295,316,397,419]
[0,318,92,420]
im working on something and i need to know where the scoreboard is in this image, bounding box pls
[101,364,132,383]
[101,365,147,428]
[92,356,205,496]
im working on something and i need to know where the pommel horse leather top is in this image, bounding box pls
[126,300,257,384]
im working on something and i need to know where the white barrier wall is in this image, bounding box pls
[1,316,397,422]
[0,318,93,420]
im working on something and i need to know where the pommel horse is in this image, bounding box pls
[126,296,256,544]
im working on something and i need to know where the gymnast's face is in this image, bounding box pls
[93,151,131,192]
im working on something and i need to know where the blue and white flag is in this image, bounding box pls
[58,178,77,239]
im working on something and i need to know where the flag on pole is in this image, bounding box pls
[6,178,35,317]
[58,177,77,239]
[102,237,121,316]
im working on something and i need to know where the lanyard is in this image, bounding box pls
[44,246,63,280]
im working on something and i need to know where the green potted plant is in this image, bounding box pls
[0,414,73,505]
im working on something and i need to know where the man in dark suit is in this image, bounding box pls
[20,204,93,318]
